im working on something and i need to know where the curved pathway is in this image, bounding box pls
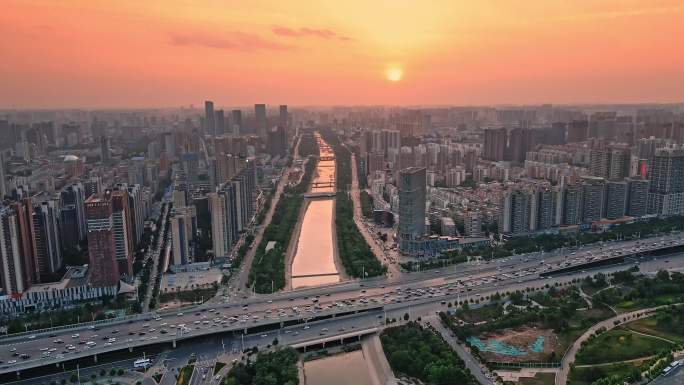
[556,304,681,385]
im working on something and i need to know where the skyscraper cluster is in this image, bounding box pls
[210,160,257,258]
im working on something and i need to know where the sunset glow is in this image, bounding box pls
[1,0,684,107]
[386,68,403,82]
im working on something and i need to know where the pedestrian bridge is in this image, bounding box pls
[303,192,337,198]
[291,327,379,352]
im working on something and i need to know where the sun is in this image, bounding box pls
[385,67,403,82]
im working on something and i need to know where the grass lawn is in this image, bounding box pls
[457,303,504,324]
[614,294,682,313]
[568,362,641,385]
[627,317,684,344]
[575,329,673,365]
[213,361,226,375]
[555,307,615,356]
[519,372,555,385]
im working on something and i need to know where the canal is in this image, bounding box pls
[290,133,341,289]
[302,350,374,385]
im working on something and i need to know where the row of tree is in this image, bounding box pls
[222,348,298,385]
[381,322,478,385]
[320,128,385,278]
[247,154,317,293]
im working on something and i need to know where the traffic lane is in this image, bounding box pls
[3,358,141,385]
[0,252,672,366]
[2,236,682,365]
[3,250,681,365]
[2,254,680,377]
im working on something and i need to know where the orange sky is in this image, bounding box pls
[1,0,684,108]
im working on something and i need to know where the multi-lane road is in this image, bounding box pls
[1,232,683,378]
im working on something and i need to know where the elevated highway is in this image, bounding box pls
[1,232,683,378]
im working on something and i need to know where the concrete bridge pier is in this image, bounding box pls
[280,321,284,328]
[93,354,97,363]
[172,339,176,348]
[129,346,134,352]
[16,371,20,379]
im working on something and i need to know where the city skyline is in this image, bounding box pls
[2,0,684,108]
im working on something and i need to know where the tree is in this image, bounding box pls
[403,313,410,321]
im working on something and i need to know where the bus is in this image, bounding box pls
[662,360,682,375]
[133,358,152,369]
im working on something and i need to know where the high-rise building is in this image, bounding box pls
[484,127,507,161]
[209,160,256,258]
[11,198,38,285]
[500,189,531,234]
[627,178,649,217]
[563,184,582,225]
[204,100,215,136]
[163,132,176,160]
[215,109,225,137]
[278,105,288,127]
[605,180,628,219]
[60,183,87,250]
[608,148,630,180]
[589,149,610,179]
[181,153,200,184]
[33,199,62,278]
[546,122,566,145]
[111,190,133,278]
[171,206,196,266]
[85,195,118,287]
[0,210,27,294]
[536,188,557,230]
[267,126,288,158]
[647,148,684,216]
[114,183,147,248]
[581,176,606,223]
[255,104,267,139]
[567,120,588,143]
[0,206,30,294]
[231,109,242,136]
[398,167,426,250]
[100,135,111,164]
[464,211,483,237]
[84,176,103,198]
[0,153,6,199]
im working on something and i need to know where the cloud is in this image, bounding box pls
[272,26,353,41]
[170,31,295,52]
